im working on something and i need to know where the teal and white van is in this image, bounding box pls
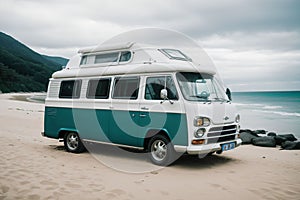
[43,42,242,166]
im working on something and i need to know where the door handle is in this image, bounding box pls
[141,106,149,110]
[140,114,147,117]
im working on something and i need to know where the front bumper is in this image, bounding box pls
[174,138,242,155]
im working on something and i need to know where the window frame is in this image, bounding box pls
[86,78,111,99]
[158,49,192,61]
[79,51,132,66]
[144,75,179,101]
[94,52,119,64]
[59,80,82,99]
[112,76,140,100]
[119,51,132,63]
[80,55,87,65]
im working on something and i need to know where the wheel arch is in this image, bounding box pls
[58,128,79,139]
[143,129,171,150]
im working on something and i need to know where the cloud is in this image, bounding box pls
[205,47,300,91]
[0,0,129,51]
[0,0,299,91]
[2,0,300,50]
[200,31,300,51]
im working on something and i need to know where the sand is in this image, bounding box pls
[0,93,299,200]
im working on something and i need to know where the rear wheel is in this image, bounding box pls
[148,135,176,166]
[64,132,86,153]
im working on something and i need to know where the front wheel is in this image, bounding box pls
[64,132,86,153]
[148,135,176,166]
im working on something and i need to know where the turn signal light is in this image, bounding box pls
[192,139,205,145]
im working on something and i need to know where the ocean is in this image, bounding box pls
[232,91,300,138]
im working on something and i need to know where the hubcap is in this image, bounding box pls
[67,133,79,150]
[151,140,167,161]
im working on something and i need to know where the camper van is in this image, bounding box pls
[43,42,242,166]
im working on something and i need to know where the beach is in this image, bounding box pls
[0,93,299,200]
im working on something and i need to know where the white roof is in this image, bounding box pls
[52,42,217,78]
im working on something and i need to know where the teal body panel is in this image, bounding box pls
[44,107,188,147]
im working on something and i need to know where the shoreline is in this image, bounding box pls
[0,93,299,199]
[5,92,46,103]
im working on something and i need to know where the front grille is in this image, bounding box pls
[207,125,237,137]
[207,135,236,144]
[206,124,237,144]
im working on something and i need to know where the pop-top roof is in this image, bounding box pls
[52,42,217,78]
[78,42,135,54]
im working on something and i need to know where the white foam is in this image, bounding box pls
[254,110,300,117]
[235,103,265,107]
[263,105,283,109]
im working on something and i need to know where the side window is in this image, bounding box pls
[112,77,139,99]
[59,80,81,98]
[87,78,111,99]
[95,52,119,64]
[119,51,131,62]
[80,56,87,65]
[145,76,178,100]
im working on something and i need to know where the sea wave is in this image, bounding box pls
[254,110,300,117]
[262,105,283,109]
[235,103,265,107]
[235,103,283,110]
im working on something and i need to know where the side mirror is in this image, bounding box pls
[160,89,168,99]
[226,88,232,101]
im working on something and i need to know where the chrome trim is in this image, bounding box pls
[211,121,235,125]
[82,139,144,150]
[207,128,237,134]
[206,133,237,139]
[174,145,187,153]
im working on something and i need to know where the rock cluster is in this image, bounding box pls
[239,129,300,150]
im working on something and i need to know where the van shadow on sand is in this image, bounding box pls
[48,145,67,152]
[48,143,238,169]
[173,154,237,169]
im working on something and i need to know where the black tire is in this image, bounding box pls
[64,132,86,153]
[148,135,176,166]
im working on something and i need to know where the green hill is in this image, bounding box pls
[0,32,68,93]
[42,55,68,67]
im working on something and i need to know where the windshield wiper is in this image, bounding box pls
[189,95,211,102]
[213,97,230,103]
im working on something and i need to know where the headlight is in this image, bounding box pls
[235,114,240,123]
[194,117,210,127]
[194,128,206,138]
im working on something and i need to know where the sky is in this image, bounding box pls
[1,0,300,91]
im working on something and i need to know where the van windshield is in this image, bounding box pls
[176,72,229,102]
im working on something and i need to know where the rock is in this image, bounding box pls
[252,136,276,147]
[274,135,287,145]
[240,129,253,134]
[240,131,259,144]
[277,134,297,142]
[267,132,277,137]
[281,141,300,150]
[253,130,267,135]
[240,129,260,137]
[274,134,297,145]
